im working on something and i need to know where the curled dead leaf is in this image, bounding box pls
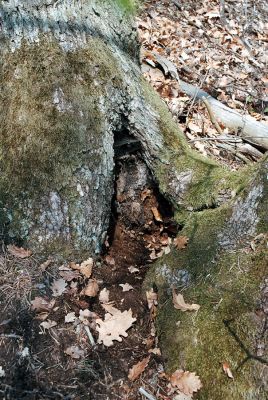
[128,356,150,381]
[146,288,158,309]
[7,245,32,259]
[151,206,163,222]
[83,279,99,297]
[174,236,189,249]
[79,258,93,278]
[40,320,57,330]
[172,290,200,312]
[222,362,234,379]
[31,297,55,313]
[119,283,134,292]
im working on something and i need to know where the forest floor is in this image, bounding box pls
[0,0,267,399]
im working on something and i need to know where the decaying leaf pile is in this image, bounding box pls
[138,0,268,167]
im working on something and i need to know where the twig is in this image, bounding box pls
[84,325,96,346]
[186,69,210,120]
[138,387,156,400]
[189,136,242,143]
[202,97,223,135]
[217,143,250,164]
[0,334,22,339]
[171,0,182,10]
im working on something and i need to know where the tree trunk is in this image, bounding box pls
[0,2,267,397]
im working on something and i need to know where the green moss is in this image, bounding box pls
[0,37,121,197]
[155,249,267,399]
[0,35,124,248]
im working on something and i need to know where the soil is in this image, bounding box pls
[0,153,178,400]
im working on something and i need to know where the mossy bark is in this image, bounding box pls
[0,0,248,256]
[144,159,268,399]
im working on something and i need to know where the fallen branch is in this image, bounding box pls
[149,55,268,150]
[179,80,268,150]
[138,387,156,400]
[202,97,223,135]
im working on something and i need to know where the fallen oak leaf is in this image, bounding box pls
[128,356,150,381]
[82,279,99,297]
[59,270,81,282]
[222,362,234,379]
[96,305,136,347]
[119,283,134,292]
[31,297,55,312]
[170,369,202,396]
[172,290,200,312]
[7,244,32,259]
[65,345,85,359]
[99,288,110,304]
[174,236,189,249]
[40,319,57,330]
[65,312,76,323]
[79,258,93,278]
[51,278,67,297]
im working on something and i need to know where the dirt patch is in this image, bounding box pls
[0,154,178,400]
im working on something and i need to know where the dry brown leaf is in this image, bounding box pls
[35,312,49,321]
[119,283,134,292]
[69,262,80,270]
[31,297,55,312]
[99,288,110,304]
[105,255,115,266]
[173,394,192,400]
[151,206,163,222]
[65,345,85,359]
[148,348,161,355]
[170,369,202,396]
[60,270,80,282]
[128,356,150,381]
[172,290,200,312]
[7,244,32,259]
[40,258,53,272]
[83,279,99,297]
[40,319,57,330]
[96,306,136,347]
[141,188,151,201]
[65,312,76,323]
[51,278,67,297]
[222,362,234,379]
[174,236,189,249]
[128,266,139,274]
[146,288,158,309]
[79,258,93,278]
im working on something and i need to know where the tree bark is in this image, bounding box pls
[0,0,266,256]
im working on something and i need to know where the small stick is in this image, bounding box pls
[138,387,156,400]
[0,334,22,339]
[84,325,96,346]
[202,97,223,135]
